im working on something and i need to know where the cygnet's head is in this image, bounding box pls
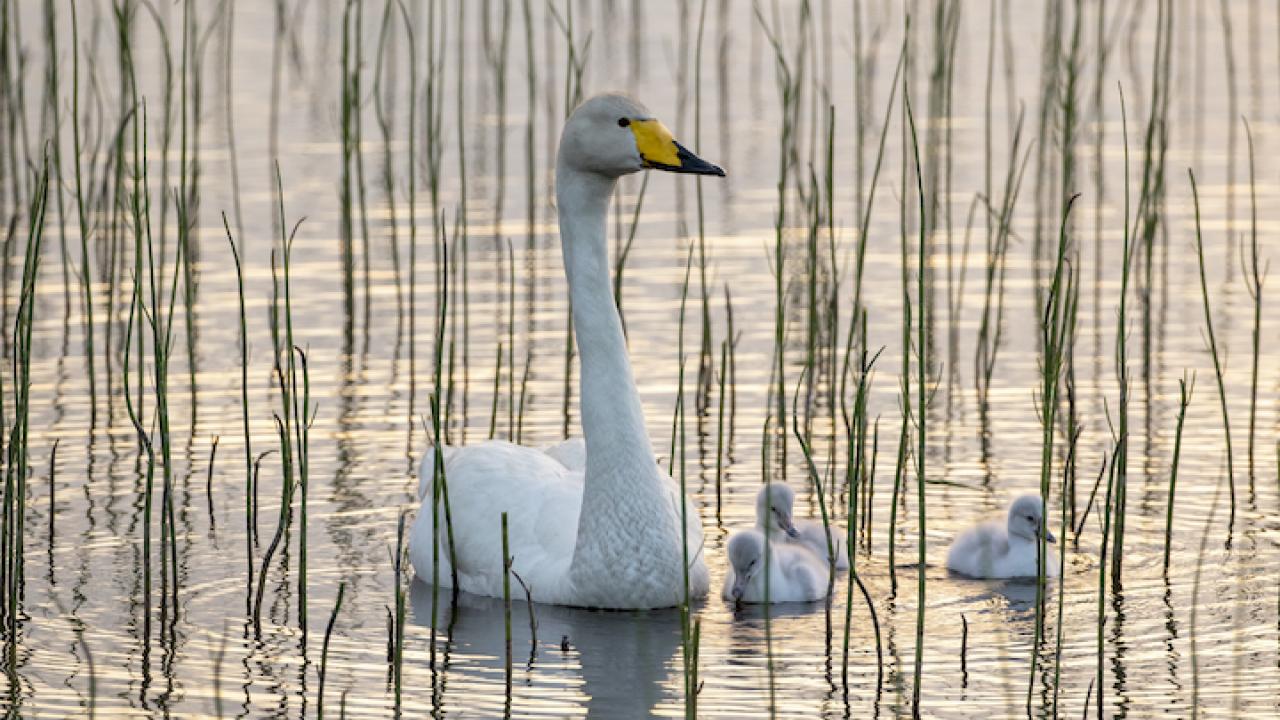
[726,530,767,601]
[756,483,800,539]
[1007,494,1055,543]
[558,93,725,179]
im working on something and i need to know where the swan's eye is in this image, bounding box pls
[617,117,630,128]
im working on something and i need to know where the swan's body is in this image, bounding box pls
[756,484,849,570]
[722,529,829,603]
[946,494,1058,579]
[409,94,723,609]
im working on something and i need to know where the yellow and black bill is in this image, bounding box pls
[629,118,726,177]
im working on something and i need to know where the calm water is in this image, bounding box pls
[4,0,1279,717]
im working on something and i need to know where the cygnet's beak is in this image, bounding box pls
[1044,527,1057,544]
[771,509,798,538]
[730,577,745,602]
[630,118,726,177]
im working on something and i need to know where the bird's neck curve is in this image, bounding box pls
[556,159,677,593]
[555,161,659,478]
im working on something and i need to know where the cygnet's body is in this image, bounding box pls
[756,484,849,570]
[945,494,1059,579]
[722,529,830,603]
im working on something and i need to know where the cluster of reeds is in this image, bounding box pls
[1,158,49,680]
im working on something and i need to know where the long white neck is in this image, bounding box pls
[556,160,680,600]
[556,161,659,482]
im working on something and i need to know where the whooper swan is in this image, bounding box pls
[410,94,725,609]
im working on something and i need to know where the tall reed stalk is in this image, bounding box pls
[1027,193,1078,714]
[1241,120,1266,479]
[904,72,928,718]
[1188,169,1235,534]
[223,214,254,607]
[755,4,795,483]
[1111,87,1133,584]
[68,1,97,426]
[2,158,48,678]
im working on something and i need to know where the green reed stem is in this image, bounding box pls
[1111,85,1132,586]
[489,343,504,440]
[1027,188,1078,715]
[714,337,728,519]
[223,213,254,604]
[1188,168,1235,533]
[905,77,928,718]
[205,436,220,523]
[393,511,406,712]
[612,172,649,326]
[1095,450,1117,720]
[502,512,513,708]
[293,346,312,642]
[1241,119,1266,479]
[2,157,47,677]
[68,0,97,426]
[1163,372,1195,572]
[318,582,346,720]
[791,366,836,595]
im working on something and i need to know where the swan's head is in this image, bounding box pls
[559,93,725,178]
[756,483,799,539]
[726,530,768,602]
[1007,494,1055,543]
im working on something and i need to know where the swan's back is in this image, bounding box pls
[410,441,583,602]
[945,520,1057,579]
[795,522,849,570]
[541,438,587,472]
[410,439,708,607]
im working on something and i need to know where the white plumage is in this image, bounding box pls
[409,94,723,609]
[755,483,849,570]
[722,529,830,603]
[945,494,1059,579]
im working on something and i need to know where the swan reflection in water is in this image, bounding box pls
[410,579,683,717]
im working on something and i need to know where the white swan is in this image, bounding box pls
[756,483,849,570]
[722,529,830,603]
[945,494,1058,579]
[409,94,724,609]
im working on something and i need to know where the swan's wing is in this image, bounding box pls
[795,521,849,569]
[775,544,828,601]
[410,441,582,601]
[792,559,827,601]
[540,438,587,472]
[945,521,1008,578]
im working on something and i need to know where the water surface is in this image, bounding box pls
[4,0,1279,717]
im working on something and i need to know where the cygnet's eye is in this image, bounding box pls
[617,117,630,128]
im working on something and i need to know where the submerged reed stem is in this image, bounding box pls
[318,582,346,720]
[1163,372,1195,573]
